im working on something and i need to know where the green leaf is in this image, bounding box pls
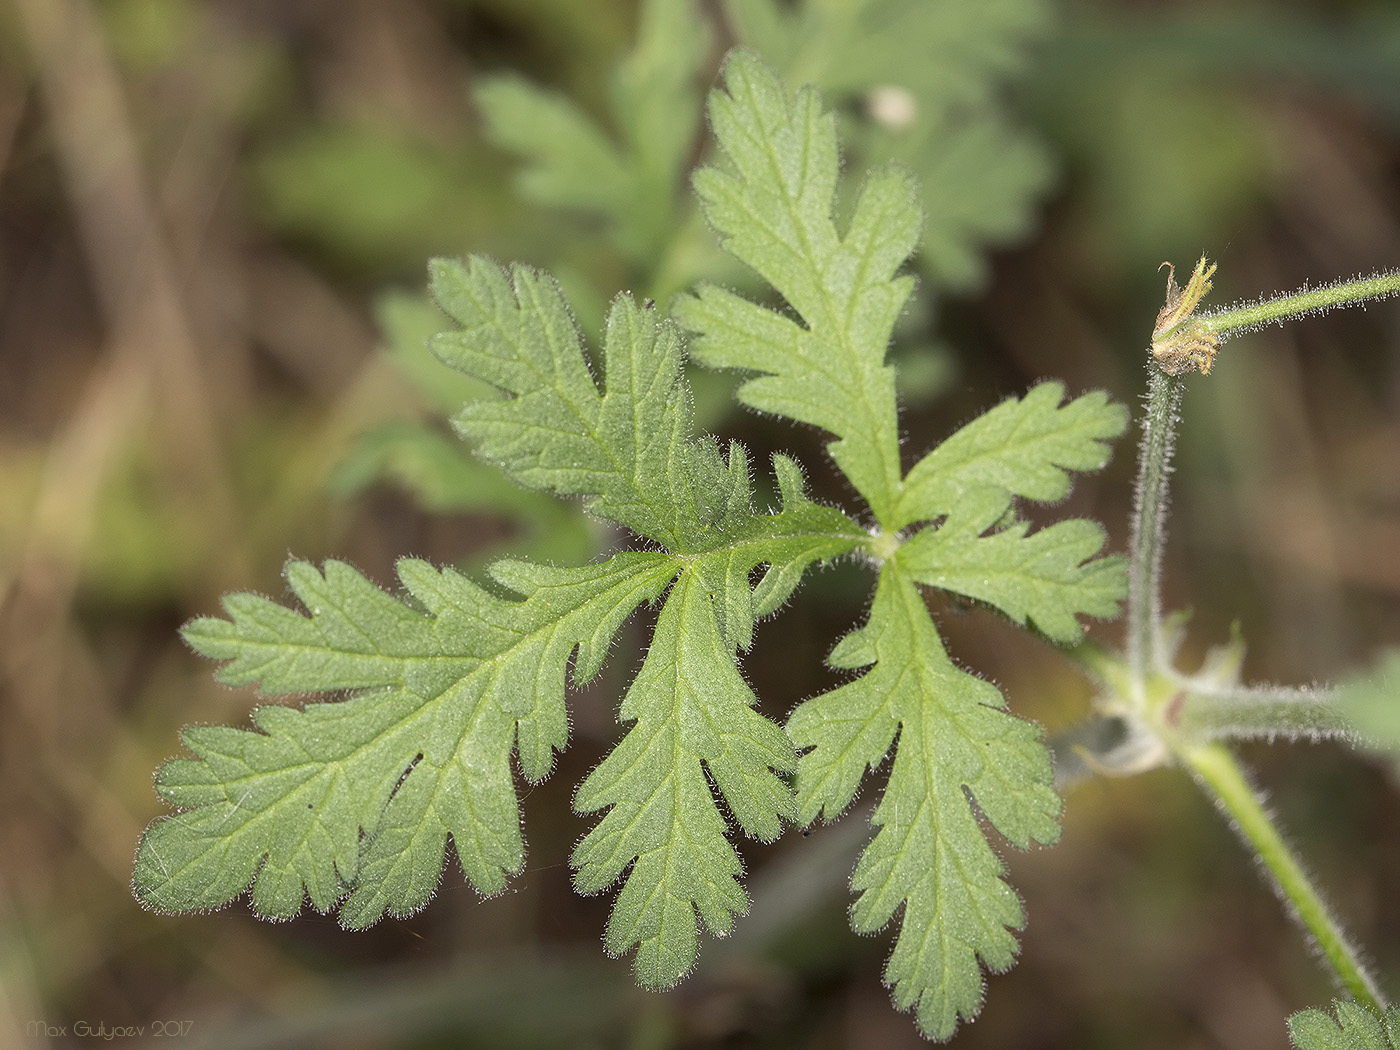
[475,75,629,213]
[135,555,675,923]
[252,124,505,268]
[1289,1000,1400,1050]
[788,568,1060,1040]
[895,381,1128,530]
[430,256,746,549]
[571,566,794,987]
[136,468,858,940]
[143,42,1131,1045]
[475,0,709,265]
[558,465,858,987]
[674,49,917,524]
[333,289,604,567]
[726,0,1046,103]
[140,231,865,980]
[868,115,1051,291]
[890,380,1126,650]
[562,451,868,985]
[427,242,866,982]
[898,518,1123,644]
[674,53,1121,1036]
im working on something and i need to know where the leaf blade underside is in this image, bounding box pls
[140,43,1132,1048]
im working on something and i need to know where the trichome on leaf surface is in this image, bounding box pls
[134,49,1129,1040]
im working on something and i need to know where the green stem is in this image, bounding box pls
[1126,367,1183,696]
[1202,269,1400,340]
[1173,682,1354,743]
[1181,743,1386,1010]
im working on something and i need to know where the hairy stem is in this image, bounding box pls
[1173,682,1354,742]
[1202,269,1400,340]
[1112,263,1394,1009]
[1126,368,1183,696]
[1181,743,1386,1010]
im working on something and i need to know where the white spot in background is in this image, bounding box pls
[866,86,917,131]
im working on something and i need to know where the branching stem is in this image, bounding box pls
[1114,260,1400,1006]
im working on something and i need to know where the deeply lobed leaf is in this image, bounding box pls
[139,242,866,973]
[679,53,1124,1039]
[431,256,751,549]
[137,479,858,950]
[558,453,861,986]
[141,44,1130,1046]
[896,381,1127,530]
[789,569,1060,1039]
[571,568,795,987]
[407,126,881,988]
[726,0,1046,104]
[892,382,1127,645]
[899,518,1123,644]
[675,49,917,523]
[135,555,675,923]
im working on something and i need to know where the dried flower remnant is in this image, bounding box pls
[1151,256,1220,375]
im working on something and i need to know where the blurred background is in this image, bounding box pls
[2,0,1399,1047]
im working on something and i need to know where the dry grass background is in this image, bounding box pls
[1,1,1399,1047]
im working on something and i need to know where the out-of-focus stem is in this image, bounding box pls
[1182,743,1386,1010]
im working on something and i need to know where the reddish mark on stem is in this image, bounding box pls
[1162,691,1187,727]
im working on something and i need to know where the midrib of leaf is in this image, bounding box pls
[204,557,669,696]
[603,290,696,540]
[676,522,860,564]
